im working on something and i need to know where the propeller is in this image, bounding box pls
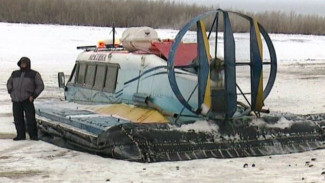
[167,9,277,120]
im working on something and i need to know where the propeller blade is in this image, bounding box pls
[197,20,212,113]
[167,10,222,115]
[228,11,277,104]
[223,11,237,118]
[250,19,264,111]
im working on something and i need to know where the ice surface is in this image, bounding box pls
[1,22,325,182]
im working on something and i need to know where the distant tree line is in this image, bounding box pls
[0,0,325,35]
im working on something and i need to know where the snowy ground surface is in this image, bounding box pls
[0,22,325,182]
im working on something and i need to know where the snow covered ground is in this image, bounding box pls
[0,22,325,182]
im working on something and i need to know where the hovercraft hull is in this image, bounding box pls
[36,105,325,162]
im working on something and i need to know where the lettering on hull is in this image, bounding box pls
[89,54,107,61]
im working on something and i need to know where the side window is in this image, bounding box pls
[103,64,119,93]
[93,64,106,90]
[85,64,96,87]
[77,63,87,84]
[68,64,77,84]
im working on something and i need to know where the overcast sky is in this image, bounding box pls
[176,0,325,16]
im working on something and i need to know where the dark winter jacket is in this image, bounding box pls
[7,57,44,102]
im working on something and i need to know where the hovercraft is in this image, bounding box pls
[35,9,325,162]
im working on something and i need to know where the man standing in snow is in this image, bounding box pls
[7,57,44,141]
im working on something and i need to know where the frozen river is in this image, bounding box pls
[0,22,325,182]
